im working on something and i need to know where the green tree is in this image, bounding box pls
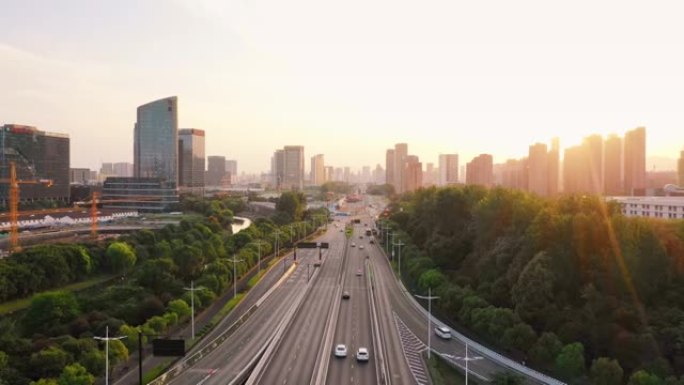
[31,380,58,385]
[628,371,665,385]
[167,299,191,319]
[24,291,80,335]
[275,191,305,222]
[529,332,563,367]
[78,350,105,377]
[502,323,537,353]
[590,357,624,385]
[30,346,71,379]
[108,339,129,366]
[57,363,94,385]
[511,252,555,328]
[555,342,586,380]
[0,350,7,369]
[106,242,137,274]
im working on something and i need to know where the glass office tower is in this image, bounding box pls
[134,96,178,184]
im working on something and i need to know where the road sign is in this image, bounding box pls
[152,339,186,357]
[297,242,318,248]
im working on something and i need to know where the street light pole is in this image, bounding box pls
[183,281,204,339]
[414,288,440,359]
[392,239,405,278]
[94,326,127,385]
[227,257,244,299]
[249,241,267,275]
[450,342,483,385]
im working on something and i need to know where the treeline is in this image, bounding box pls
[0,195,327,385]
[385,186,684,385]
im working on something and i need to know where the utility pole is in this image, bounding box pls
[274,230,281,257]
[249,241,267,275]
[183,281,203,339]
[226,257,244,299]
[414,288,440,359]
[93,326,127,385]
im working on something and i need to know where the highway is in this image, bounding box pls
[325,225,376,385]
[166,226,339,385]
[255,223,348,385]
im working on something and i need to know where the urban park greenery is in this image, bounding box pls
[0,195,327,385]
[383,185,684,385]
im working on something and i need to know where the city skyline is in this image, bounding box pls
[3,1,684,173]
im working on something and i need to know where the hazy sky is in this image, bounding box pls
[2,0,684,173]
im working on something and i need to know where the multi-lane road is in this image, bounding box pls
[155,199,563,385]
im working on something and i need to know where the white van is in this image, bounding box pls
[435,326,452,339]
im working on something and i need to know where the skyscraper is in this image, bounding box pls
[624,127,646,196]
[385,149,395,187]
[584,135,604,195]
[527,143,549,196]
[206,155,226,186]
[283,145,304,190]
[604,134,622,195]
[272,150,284,188]
[0,124,70,203]
[134,96,178,184]
[438,154,459,186]
[393,143,408,194]
[404,155,423,192]
[178,129,205,188]
[466,154,493,187]
[678,150,684,187]
[225,160,238,184]
[311,154,325,185]
[548,138,559,196]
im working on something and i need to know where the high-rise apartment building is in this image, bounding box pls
[343,167,351,183]
[393,143,408,194]
[563,145,582,194]
[498,158,528,190]
[225,160,238,184]
[0,124,70,203]
[362,166,371,184]
[311,154,325,185]
[548,138,559,196]
[134,96,178,184]
[325,166,334,183]
[466,154,493,187]
[273,147,306,189]
[207,155,226,186]
[678,150,684,187]
[178,129,205,188]
[604,134,622,195]
[584,135,604,195]
[70,168,92,184]
[373,164,385,184]
[438,154,459,186]
[405,156,423,192]
[528,143,549,196]
[624,127,646,195]
[114,162,134,177]
[385,149,395,187]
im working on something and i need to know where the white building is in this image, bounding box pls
[610,196,684,219]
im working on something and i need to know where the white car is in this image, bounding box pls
[335,344,348,358]
[359,245,364,249]
[356,347,369,362]
[435,326,452,339]
[351,242,356,247]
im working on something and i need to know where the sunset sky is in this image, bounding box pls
[2,0,684,173]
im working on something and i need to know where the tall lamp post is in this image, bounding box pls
[274,230,281,257]
[414,288,440,359]
[183,281,204,339]
[450,342,483,385]
[93,326,127,385]
[227,257,244,299]
[392,239,405,278]
[249,241,268,275]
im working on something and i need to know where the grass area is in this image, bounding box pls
[247,270,266,288]
[427,353,471,385]
[0,274,115,315]
[142,360,172,384]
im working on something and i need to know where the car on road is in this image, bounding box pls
[435,326,452,339]
[342,291,350,299]
[356,268,362,276]
[359,245,364,249]
[359,235,363,239]
[356,347,369,362]
[335,344,348,357]
[351,242,356,247]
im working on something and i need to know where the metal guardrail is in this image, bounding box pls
[366,260,390,385]
[310,236,350,385]
[395,278,566,385]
